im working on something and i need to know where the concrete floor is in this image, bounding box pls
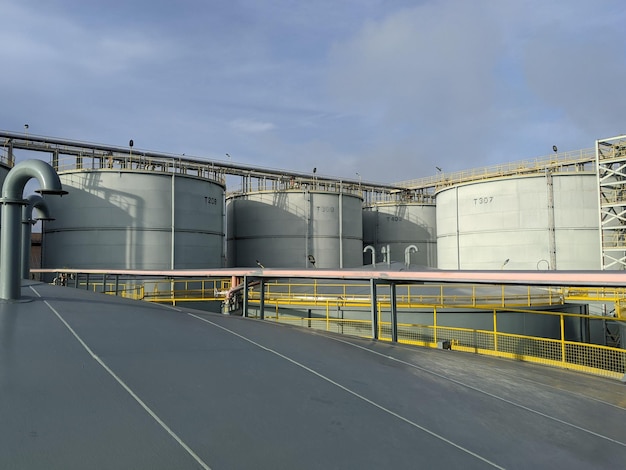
[1,281,625,469]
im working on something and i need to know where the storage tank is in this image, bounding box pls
[0,161,10,191]
[43,169,225,270]
[436,172,600,270]
[362,201,437,267]
[227,189,363,268]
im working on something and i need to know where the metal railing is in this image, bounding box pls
[52,274,626,380]
[58,275,231,303]
[54,154,227,185]
[395,148,596,191]
[252,304,625,380]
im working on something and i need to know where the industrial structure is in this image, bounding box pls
[1,131,625,468]
[2,130,624,273]
[227,186,364,268]
[0,129,625,374]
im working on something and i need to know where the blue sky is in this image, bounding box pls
[1,0,625,184]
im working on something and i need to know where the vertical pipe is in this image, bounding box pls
[305,189,311,268]
[390,282,398,342]
[0,153,66,300]
[0,202,23,299]
[114,274,119,296]
[546,169,557,270]
[455,186,461,269]
[339,190,344,268]
[370,278,378,339]
[242,275,248,318]
[259,278,265,320]
[20,219,33,280]
[7,142,14,166]
[171,174,176,269]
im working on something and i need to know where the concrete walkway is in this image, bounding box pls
[1,281,625,469]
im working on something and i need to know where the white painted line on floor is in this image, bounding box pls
[184,311,505,470]
[30,286,212,470]
[324,334,626,448]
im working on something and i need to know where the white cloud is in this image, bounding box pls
[2,0,626,184]
[323,0,626,179]
[229,119,276,133]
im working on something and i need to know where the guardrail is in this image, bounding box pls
[44,272,625,380]
[250,304,625,381]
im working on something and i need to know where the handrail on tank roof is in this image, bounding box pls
[395,147,597,191]
[0,129,601,202]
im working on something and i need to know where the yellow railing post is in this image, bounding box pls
[493,309,498,352]
[559,313,566,364]
[326,300,329,331]
[378,302,382,339]
[433,306,437,344]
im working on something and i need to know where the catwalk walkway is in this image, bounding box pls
[1,281,625,469]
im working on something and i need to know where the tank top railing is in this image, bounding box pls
[395,148,597,191]
[54,154,226,185]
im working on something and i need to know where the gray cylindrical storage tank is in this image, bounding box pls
[363,201,437,267]
[436,172,600,270]
[43,170,225,270]
[227,189,363,268]
[0,162,10,182]
[0,161,10,195]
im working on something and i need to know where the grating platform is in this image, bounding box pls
[1,281,625,469]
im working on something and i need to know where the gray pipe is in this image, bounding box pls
[21,194,53,279]
[404,245,418,268]
[0,160,66,300]
[363,245,376,268]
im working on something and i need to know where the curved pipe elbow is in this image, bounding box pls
[22,194,52,222]
[2,159,66,200]
[363,245,376,267]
